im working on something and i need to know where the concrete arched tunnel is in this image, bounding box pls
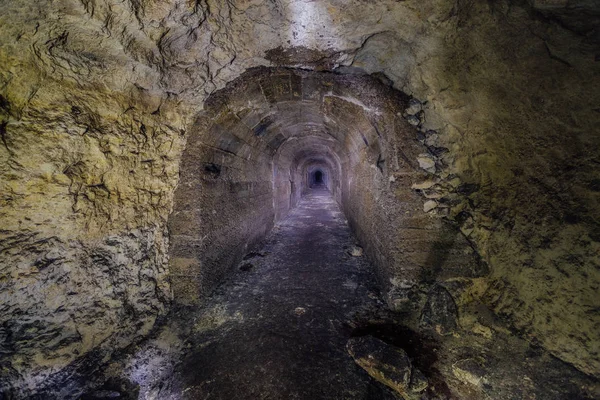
[168,68,476,307]
[1,1,599,399]
[165,68,486,398]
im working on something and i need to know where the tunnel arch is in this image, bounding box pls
[168,67,483,306]
[275,135,344,216]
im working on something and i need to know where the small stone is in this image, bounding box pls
[294,307,306,315]
[423,200,437,212]
[420,285,459,335]
[405,98,422,115]
[406,115,420,126]
[436,207,450,217]
[448,177,462,188]
[461,226,474,237]
[417,154,436,174]
[472,322,493,339]
[350,246,363,257]
[409,367,429,393]
[411,180,436,190]
[452,358,487,387]
[423,191,443,199]
[425,133,440,147]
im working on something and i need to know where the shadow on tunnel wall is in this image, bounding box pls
[419,220,488,284]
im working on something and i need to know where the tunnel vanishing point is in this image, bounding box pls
[0,1,599,399]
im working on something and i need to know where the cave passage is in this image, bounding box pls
[312,170,324,187]
[315,170,323,183]
[174,187,395,399]
[2,1,600,398]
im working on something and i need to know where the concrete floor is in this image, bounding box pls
[173,187,397,399]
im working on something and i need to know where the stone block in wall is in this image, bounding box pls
[168,210,202,236]
[260,73,293,103]
[420,285,459,336]
[290,73,303,100]
[301,74,326,101]
[169,257,202,305]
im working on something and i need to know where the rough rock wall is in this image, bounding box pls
[392,1,600,376]
[331,0,600,377]
[0,0,194,394]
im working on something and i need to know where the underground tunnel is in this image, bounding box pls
[311,169,324,187]
[0,1,599,399]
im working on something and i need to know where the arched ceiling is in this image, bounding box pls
[196,68,412,180]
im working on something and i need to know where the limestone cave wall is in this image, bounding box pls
[0,0,191,393]
[409,1,600,376]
